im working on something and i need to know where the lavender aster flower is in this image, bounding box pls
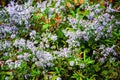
[19,38,26,46]
[80,63,85,68]
[10,34,16,39]
[87,12,94,20]
[69,61,74,66]
[35,50,53,68]
[99,57,105,63]
[50,35,58,42]
[56,77,62,80]
[5,0,34,26]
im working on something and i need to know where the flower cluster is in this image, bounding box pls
[0,24,18,39]
[5,0,35,27]
[5,59,22,70]
[35,50,54,68]
[93,44,117,63]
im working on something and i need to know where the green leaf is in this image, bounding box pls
[83,51,86,61]
[52,76,58,80]
[33,13,43,20]
[81,44,85,49]
[42,24,49,30]
[94,65,100,72]
[31,64,36,69]
[101,70,108,75]
[92,44,97,49]
[70,10,76,17]
[84,48,90,53]
[55,67,59,73]
[57,30,64,38]
[83,10,90,16]
[84,57,94,64]
[31,69,40,76]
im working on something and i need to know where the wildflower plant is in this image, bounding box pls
[0,0,120,80]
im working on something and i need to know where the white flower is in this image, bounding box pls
[109,58,116,63]
[103,21,107,26]
[80,63,85,68]
[7,62,14,70]
[2,40,11,49]
[26,40,34,49]
[87,12,94,20]
[6,59,12,63]
[99,44,105,50]
[39,42,45,49]
[5,0,34,25]
[99,58,105,63]
[42,37,48,42]
[10,34,16,39]
[37,1,47,12]
[32,57,37,62]
[30,30,36,37]
[23,53,31,61]
[53,51,61,55]
[106,4,116,12]
[50,35,57,41]
[69,61,74,66]
[56,77,62,80]
[83,35,89,41]
[115,21,120,25]
[19,38,26,46]
[14,60,22,68]
[17,55,23,59]
[45,44,50,48]
[35,51,53,68]
[55,0,61,8]
[57,48,71,57]
[24,74,31,80]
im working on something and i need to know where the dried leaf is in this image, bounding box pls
[79,0,84,4]
[0,61,4,67]
[74,0,80,6]
[45,19,50,24]
[74,0,85,7]
[54,13,62,26]
[66,2,72,8]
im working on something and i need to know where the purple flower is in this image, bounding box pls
[106,4,116,12]
[80,63,85,68]
[56,77,62,80]
[10,34,16,39]
[115,21,120,25]
[87,12,95,20]
[83,35,89,41]
[96,26,103,32]
[99,57,105,63]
